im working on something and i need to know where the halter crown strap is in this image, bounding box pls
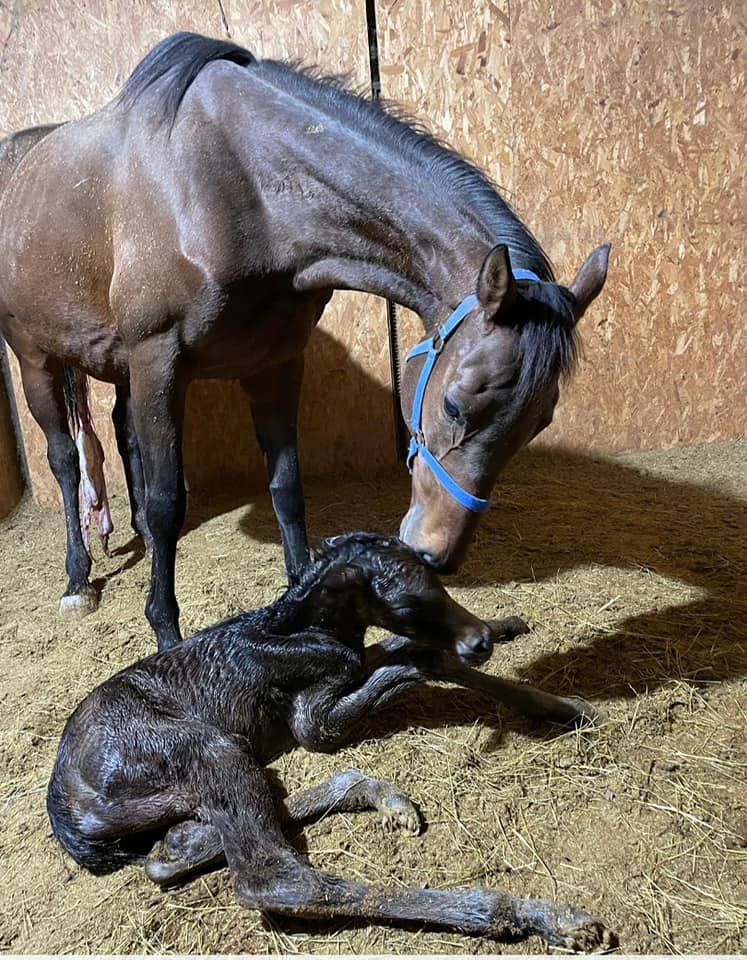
[512,268,541,282]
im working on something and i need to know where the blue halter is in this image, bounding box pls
[404,268,540,513]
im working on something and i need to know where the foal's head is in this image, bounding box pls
[400,244,610,572]
[302,532,494,666]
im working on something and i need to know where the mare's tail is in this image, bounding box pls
[63,365,113,554]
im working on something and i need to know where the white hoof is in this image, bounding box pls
[59,588,99,618]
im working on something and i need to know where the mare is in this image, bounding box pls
[0,34,610,649]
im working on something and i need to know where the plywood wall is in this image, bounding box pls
[380,0,745,452]
[509,0,745,451]
[1,0,744,508]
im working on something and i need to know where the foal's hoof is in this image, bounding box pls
[379,792,422,836]
[520,899,617,952]
[488,616,531,643]
[565,696,605,727]
[59,586,99,618]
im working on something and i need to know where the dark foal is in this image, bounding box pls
[48,533,608,949]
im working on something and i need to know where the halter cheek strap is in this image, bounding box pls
[404,268,540,514]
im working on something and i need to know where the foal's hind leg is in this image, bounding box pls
[112,384,152,550]
[17,357,96,614]
[222,776,611,949]
[145,768,421,886]
[283,768,421,835]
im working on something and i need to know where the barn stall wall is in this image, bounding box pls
[0,0,744,507]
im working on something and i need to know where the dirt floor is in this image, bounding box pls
[0,439,745,954]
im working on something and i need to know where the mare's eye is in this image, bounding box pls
[443,395,460,421]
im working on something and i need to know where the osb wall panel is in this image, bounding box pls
[380,0,745,453]
[0,350,23,518]
[376,0,514,374]
[0,0,393,506]
[509,0,745,450]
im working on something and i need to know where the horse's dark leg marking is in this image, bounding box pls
[112,383,151,549]
[17,357,96,615]
[244,357,309,585]
[145,768,420,887]
[128,341,187,649]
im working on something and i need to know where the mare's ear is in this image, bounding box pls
[569,243,611,319]
[321,563,366,593]
[476,244,517,318]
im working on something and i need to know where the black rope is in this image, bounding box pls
[365,0,408,462]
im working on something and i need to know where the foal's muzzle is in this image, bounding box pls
[456,631,494,667]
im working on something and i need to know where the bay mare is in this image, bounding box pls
[0,34,609,649]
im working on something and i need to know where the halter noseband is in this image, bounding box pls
[404,268,540,513]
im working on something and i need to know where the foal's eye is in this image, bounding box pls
[443,395,461,421]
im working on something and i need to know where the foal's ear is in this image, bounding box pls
[569,243,611,319]
[476,244,517,318]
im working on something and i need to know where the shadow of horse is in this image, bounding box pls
[113,321,744,712]
[240,440,746,707]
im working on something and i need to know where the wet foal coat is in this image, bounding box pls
[47,532,609,948]
[0,34,609,648]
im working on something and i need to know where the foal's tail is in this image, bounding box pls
[63,365,114,554]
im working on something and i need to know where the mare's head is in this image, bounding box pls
[303,531,494,666]
[400,243,610,572]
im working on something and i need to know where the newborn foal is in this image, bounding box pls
[48,533,608,949]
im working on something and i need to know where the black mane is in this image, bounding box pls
[114,33,552,280]
[114,32,254,128]
[115,34,570,398]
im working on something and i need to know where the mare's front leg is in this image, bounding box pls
[17,356,96,615]
[242,356,309,585]
[128,337,187,649]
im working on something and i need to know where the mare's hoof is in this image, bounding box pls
[59,587,99,618]
[379,792,422,836]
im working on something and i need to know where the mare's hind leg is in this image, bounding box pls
[145,768,421,887]
[17,356,96,615]
[242,357,309,586]
[112,383,151,550]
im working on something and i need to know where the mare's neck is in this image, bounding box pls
[292,194,493,331]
